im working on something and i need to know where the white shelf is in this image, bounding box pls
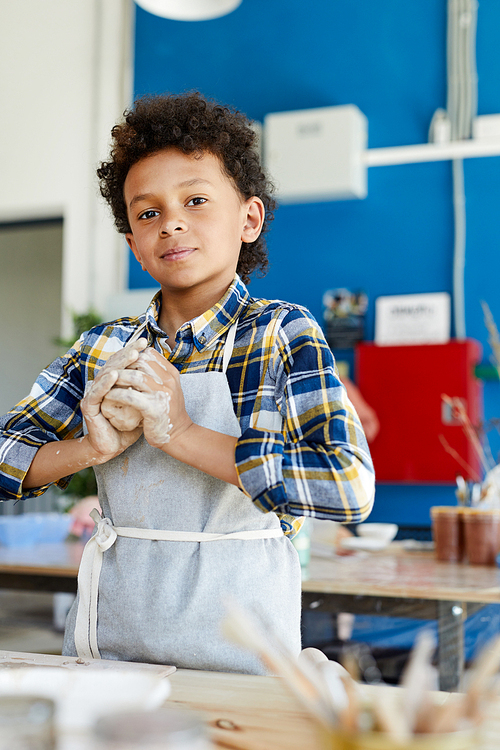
[363,139,500,167]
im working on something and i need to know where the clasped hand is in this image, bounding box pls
[81,339,192,459]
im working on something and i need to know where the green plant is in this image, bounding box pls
[63,464,98,500]
[55,309,103,351]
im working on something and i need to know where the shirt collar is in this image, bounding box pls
[141,276,250,351]
[191,275,250,351]
[143,291,163,344]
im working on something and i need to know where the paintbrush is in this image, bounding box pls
[222,600,338,728]
[297,652,352,717]
[371,691,412,743]
[400,630,438,734]
[430,633,500,733]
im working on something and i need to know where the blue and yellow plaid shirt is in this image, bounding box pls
[0,276,374,537]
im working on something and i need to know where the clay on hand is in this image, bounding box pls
[101,387,143,432]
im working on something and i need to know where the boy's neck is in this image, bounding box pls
[158,280,232,343]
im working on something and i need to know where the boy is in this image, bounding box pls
[0,92,374,673]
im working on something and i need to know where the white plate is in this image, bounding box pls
[339,536,390,551]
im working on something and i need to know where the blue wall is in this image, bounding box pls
[131,0,500,526]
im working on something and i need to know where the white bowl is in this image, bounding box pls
[0,667,170,731]
[356,523,398,543]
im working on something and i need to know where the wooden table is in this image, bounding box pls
[303,543,500,692]
[169,668,322,749]
[0,541,82,593]
[167,668,500,750]
[1,649,500,750]
[0,539,499,692]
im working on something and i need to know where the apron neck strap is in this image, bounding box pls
[128,320,148,344]
[222,321,238,374]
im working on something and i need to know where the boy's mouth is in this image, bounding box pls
[161,246,196,261]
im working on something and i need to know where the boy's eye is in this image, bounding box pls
[139,210,159,220]
[187,197,207,207]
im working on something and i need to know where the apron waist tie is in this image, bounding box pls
[74,509,283,660]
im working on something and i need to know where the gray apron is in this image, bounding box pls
[63,322,302,674]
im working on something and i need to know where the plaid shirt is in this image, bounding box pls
[0,276,374,537]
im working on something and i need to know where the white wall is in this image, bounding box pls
[0,222,63,415]
[0,0,133,337]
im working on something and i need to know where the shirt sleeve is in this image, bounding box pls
[0,338,86,502]
[234,308,375,524]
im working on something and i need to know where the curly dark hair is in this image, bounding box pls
[97,92,276,284]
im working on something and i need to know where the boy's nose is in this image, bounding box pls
[160,216,187,236]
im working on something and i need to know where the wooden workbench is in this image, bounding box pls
[1,539,500,691]
[169,668,321,749]
[167,668,500,749]
[0,651,499,749]
[303,543,500,691]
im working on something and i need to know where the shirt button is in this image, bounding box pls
[199,333,207,344]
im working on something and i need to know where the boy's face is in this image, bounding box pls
[124,147,264,305]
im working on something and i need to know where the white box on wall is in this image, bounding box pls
[472,114,500,140]
[263,104,368,203]
[375,292,451,346]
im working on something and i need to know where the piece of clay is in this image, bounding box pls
[101,388,143,432]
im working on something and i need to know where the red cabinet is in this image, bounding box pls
[355,340,483,483]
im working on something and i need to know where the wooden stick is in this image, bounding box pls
[431,634,500,733]
[222,601,337,729]
[439,434,481,482]
[400,630,437,733]
[441,395,491,474]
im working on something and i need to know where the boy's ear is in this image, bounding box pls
[241,197,265,243]
[126,233,146,271]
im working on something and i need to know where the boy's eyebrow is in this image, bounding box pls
[128,179,214,209]
[129,193,157,209]
[178,178,214,189]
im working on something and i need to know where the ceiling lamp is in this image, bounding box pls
[135,0,242,21]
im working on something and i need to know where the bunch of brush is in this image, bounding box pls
[441,301,500,508]
[223,603,500,748]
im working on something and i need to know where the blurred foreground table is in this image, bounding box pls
[303,543,500,691]
[1,651,500,750]
[168,668,500,750]
[169,668,321,749]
